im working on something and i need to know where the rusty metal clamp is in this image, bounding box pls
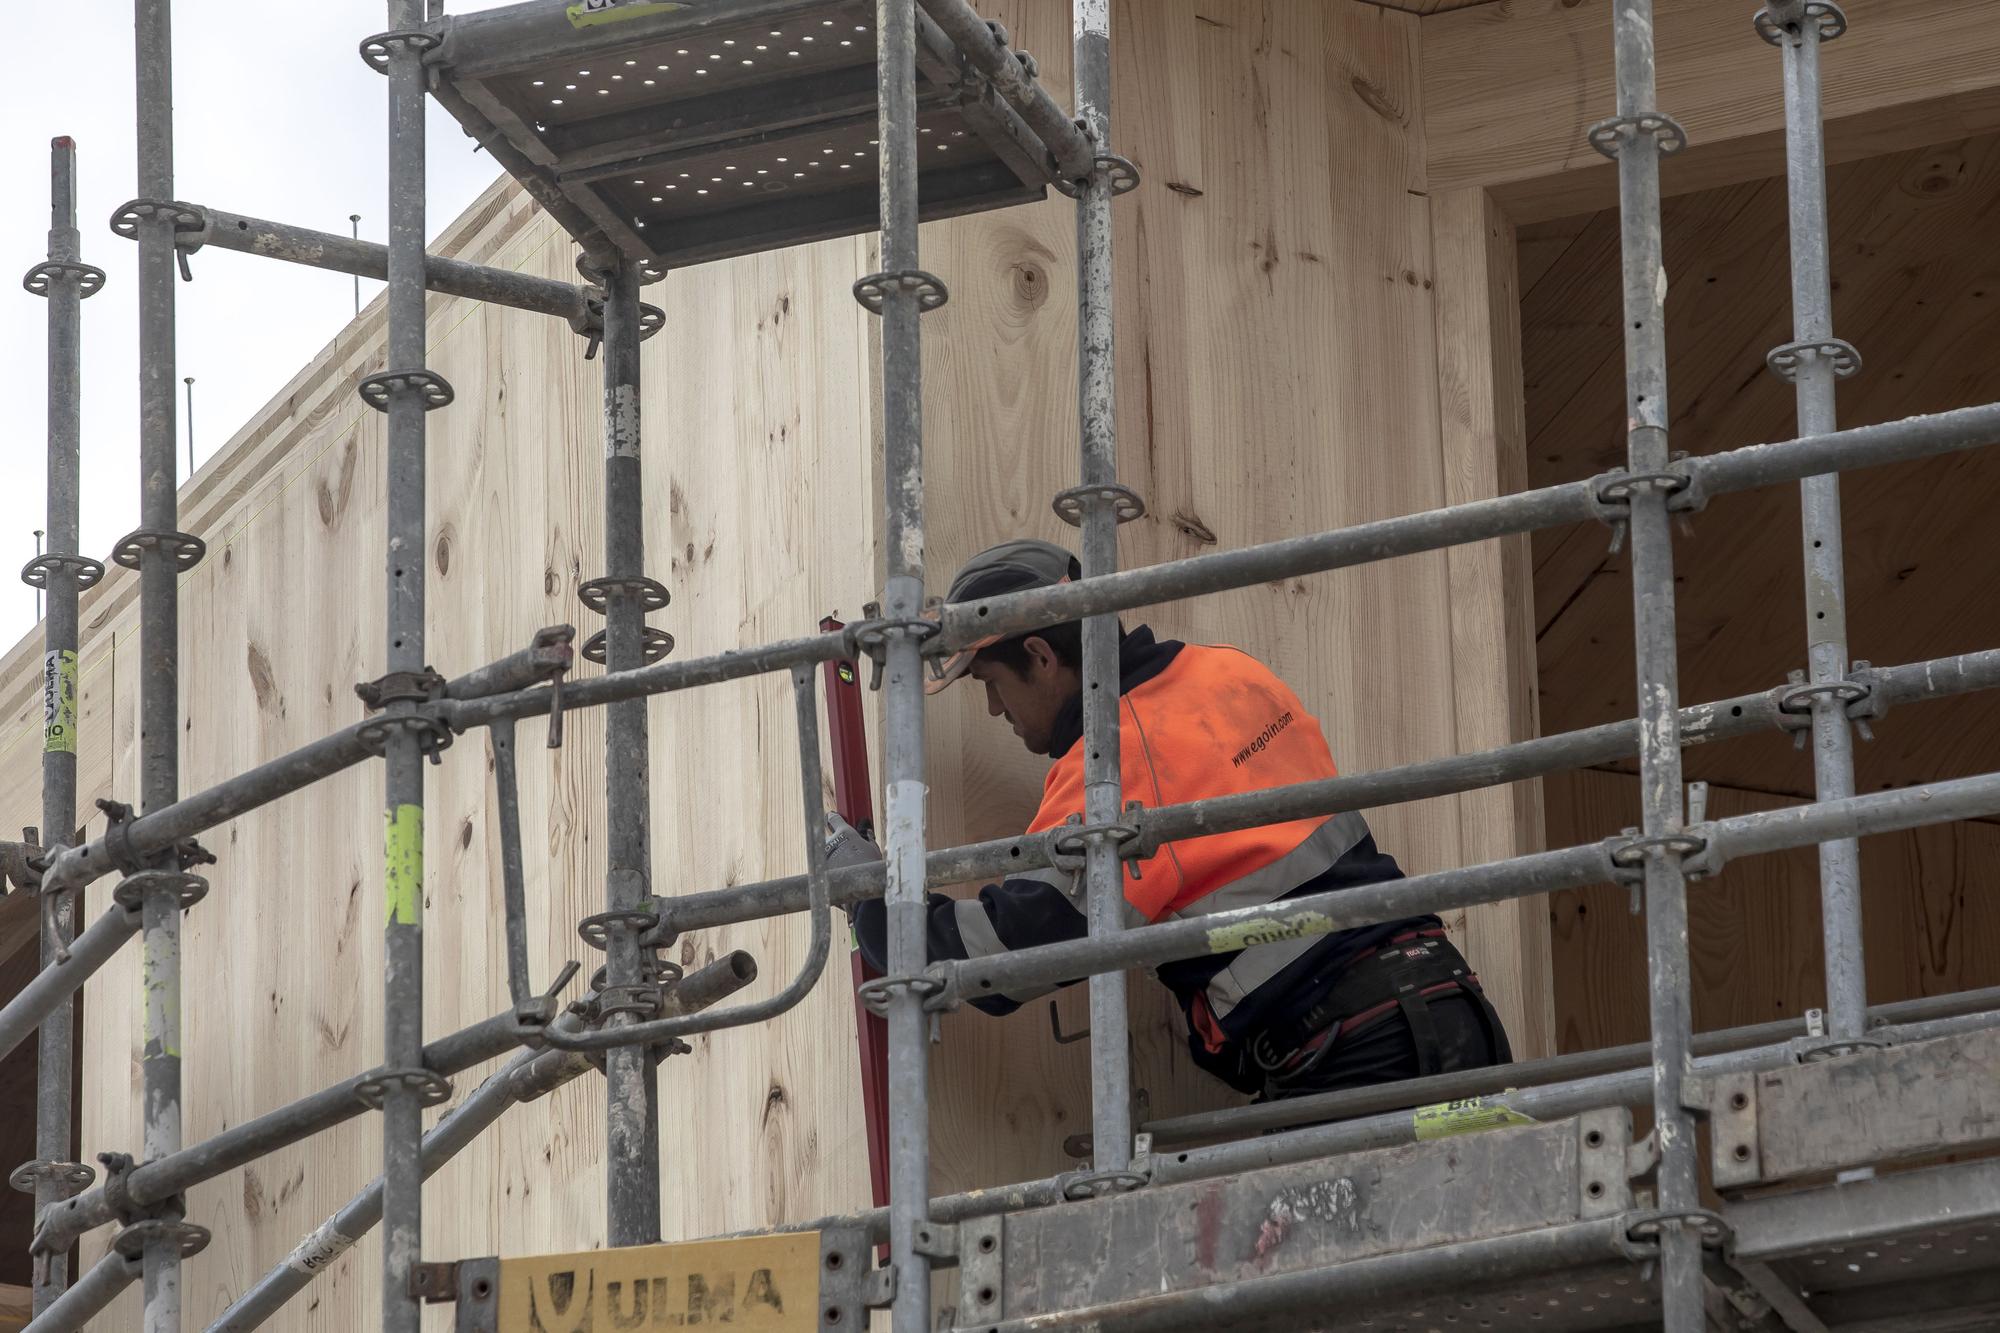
[1623,1207,1731,1252]
[580,624,674,666]
[1767,337,1861,382]
[8,1159,95,1200]
[846,612,941,690]
[1053,151,1143,200]
[1045,806,1148,882]
[356,667,446,711]
[1774,669,1878,747]
[111,1216,211,1261]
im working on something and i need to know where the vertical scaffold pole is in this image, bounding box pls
[21,134,104,1319]
[376,6,439,1330]
[599,254,663,1245]
[1070,0,1134,1175]
[133,3,191,1326]
[1762,0,1867,1043]
[870,1,934,1328]
[1599,2,1703,1326]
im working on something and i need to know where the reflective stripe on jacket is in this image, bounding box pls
[851,626,1429,1089]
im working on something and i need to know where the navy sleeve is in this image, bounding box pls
[851,872,1088,1016]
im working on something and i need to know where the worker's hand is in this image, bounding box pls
[822,812,882,873]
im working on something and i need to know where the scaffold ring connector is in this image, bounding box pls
[1052,483,1147,528]
[1045,816,1145,874]
[111,1217,211,1261]
[581,625,675,666]
[1798,1035,1888,1063]
[1587,113,1689,160]
[1767,337,1861,382]
[109,198,205,241]
[1775,677,1871,724]
[856,973,948,1017]
[354,1067,454,1110]
[1754,1,1848,46]
[579,575,671,616]
[359,369,456,413]
[1061,1168,1150,1201]
[638,303,667,339]
[8,1159,95,1198]
[22,260,106,299]
[1605,831,1710,882]
[111,869,210,913]
[1054,153,1142,200]
[354,712,456,763]
[20,553,106,592]
[1624,1208,1731,1250]
[576,908,662,951]
[853,270,950,315]
[110,527,205,573]
[359,29,443,72]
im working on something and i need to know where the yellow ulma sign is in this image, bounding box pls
[498,1232,820,1331]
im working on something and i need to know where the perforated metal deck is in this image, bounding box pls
[422,0,1061,270]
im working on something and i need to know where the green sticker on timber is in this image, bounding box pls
[1412,1096,1536,1141]
[1205,910,1333,955]
[385,804,423,926]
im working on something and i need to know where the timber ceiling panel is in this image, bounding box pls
[1523,134,2000,802]
[1356,0,1498,12]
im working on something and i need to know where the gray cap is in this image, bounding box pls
[927,539,1079,694]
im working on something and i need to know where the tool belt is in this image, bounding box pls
[1246,930,1509,1082]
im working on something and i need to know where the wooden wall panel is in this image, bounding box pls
[1546,770,2000,1054]
[0,3,1559,1324]
[1424,0,2000,223]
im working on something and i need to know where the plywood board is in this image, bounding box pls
[1545,770,2000,1054]
[1524,134,2000,805]
[0,4,1559,1324]
[1424,0,2000,222]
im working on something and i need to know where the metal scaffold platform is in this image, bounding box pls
[6,0,1999,1329]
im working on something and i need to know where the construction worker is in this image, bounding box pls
[828,539,1511,1101]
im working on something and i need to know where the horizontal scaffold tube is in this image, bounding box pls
[937,771,2000,1007]
[34,1004,530,1254]
[210,954,754,1331]
[0,905,138,1065]
[913,0,1094,176]
[36,406,2000,899]
[185,207,591,323]
[756,1006,2000,1247]
[655,645,2000,934]
[1130,982,2000,1147]
[22,1248,139,1333]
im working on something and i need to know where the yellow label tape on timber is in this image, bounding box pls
[385,804,422,927]
[1413,1095,1536,1141]
[1206,910,1331,956]
[44,649,77,754]
[499,1231,821,1331]
[566,0,686,28]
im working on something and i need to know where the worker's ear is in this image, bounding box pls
[1022,635,1061,677]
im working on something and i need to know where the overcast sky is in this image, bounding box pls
[0,3,522,650]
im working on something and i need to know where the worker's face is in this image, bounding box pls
[969,638,1077,757]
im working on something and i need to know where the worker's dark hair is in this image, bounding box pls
[974,617,1124,677]
[975,622,1085,676]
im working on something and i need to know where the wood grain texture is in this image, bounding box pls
[1546,770,2000,1053]
[0,3,1560,1322]
[1525,134,2000,804]
[1430,187,1554,1059]
[1424,0,2000,222]
[1358,0,1498,13]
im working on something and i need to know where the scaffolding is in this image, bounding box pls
[7,0,2000,1329]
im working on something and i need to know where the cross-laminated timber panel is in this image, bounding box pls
[0,2,1553,1323]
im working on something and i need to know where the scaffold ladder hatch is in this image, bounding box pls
[12,0,2000,1330]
